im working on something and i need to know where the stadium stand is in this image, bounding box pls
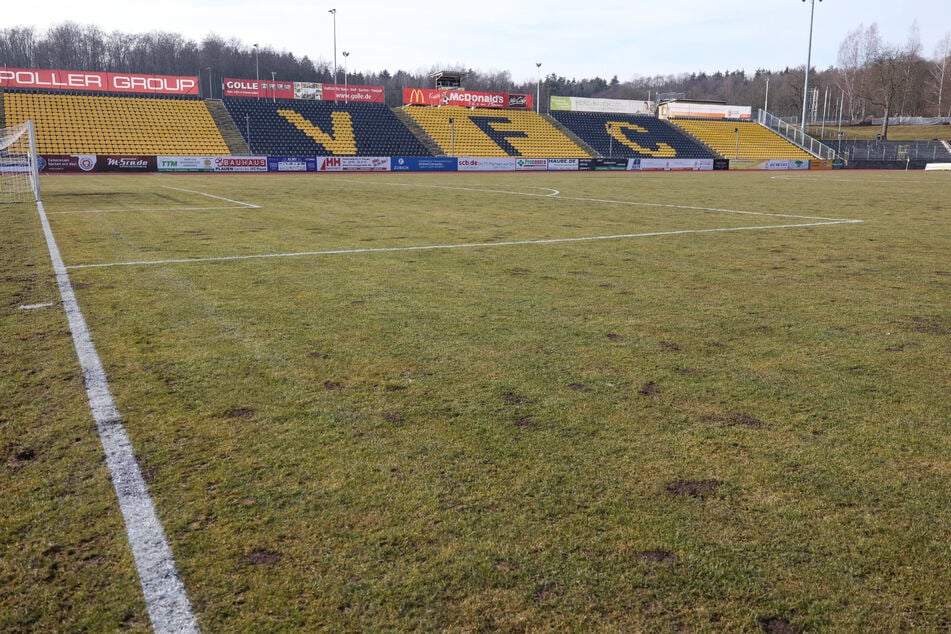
[550,111,716,159]
[223,99,431,156]
[403,106,591,158]
[670,119,814,160]
[2,91,231,156]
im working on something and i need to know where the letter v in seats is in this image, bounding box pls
[278,110,358,155]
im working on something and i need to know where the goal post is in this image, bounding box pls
[0,120,41,205]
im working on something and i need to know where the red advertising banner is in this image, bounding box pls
[320,84,385,103]
[0,67,199,95]
[403,88,532,110]
[223,79,385,103]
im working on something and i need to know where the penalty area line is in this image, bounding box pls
[67,218,863,270]
[35,200,199,634]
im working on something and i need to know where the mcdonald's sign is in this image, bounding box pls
[402,87,531,109]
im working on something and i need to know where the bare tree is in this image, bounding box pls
[932,32,951,117]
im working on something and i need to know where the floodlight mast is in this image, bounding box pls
[329,9,338,84]
[801,0,822,135]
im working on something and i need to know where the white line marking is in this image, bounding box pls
[67,219,862,270]
[48,206,254,215]
[18,302,54,310]
[35,200,199,634]
[162,186,260,208]
[46,185,259,214]
[338,178,846,221]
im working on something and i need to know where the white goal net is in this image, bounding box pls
[0,120,41,205]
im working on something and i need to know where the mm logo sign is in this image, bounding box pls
[407,88,427,105]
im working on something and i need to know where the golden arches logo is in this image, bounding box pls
[408,88,426,104]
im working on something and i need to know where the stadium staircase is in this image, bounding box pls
[392,108,445,156]
[206,99,251,155]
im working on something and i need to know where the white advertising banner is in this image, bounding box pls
[213,157,268,172]
[547,158,579,171]
[515,158,549,171]
[661,102,752,120]
[764,159,810,171]
[457,157,518,172]
[157,156,215,172]
[630,158,714,171]
[550,96,651,114]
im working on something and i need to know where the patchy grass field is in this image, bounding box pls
[2,171,949,632]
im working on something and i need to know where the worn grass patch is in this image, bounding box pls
[2,171,949,631]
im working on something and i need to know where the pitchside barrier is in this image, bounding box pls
[33,154,884,173]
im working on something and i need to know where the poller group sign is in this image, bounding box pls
[0,67,199,96]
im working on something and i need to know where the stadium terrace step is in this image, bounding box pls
[206,99,251,155]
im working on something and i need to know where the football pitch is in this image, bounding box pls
[2,171,949,631]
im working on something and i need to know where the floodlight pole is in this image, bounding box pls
[206,67,212,99]
[449,117,455,157]
[536,62,542,113]
[329,9,338,84]
[342,51,349,102]
[253,43,259,81]
[801,0,822,136]
[764,75,769,113]
[734,127,740,159]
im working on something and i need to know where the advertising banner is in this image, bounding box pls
[515,158,548,171]
[213,157,268,172]
[579,158,628,171]
[158,156,215,172]
[316,157,391,172]
[636,158,714,172]
[456,157,517,171]
[223,79,385,102]
[403,88,532,110]
[764,159,810,171]
[659,101,752,120]
[38,155,98,173]
[267,156,318,172]
[713,159,730,171]
[391,157,458,172]
[321,84,386,103]
[99,156,157,172]
[1,67,198,95]
[547,158,579,171]
[223,78,296,99]
[549,96,651,115]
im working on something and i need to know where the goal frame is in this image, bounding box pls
[0,120,41,204]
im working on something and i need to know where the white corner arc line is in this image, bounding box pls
[35,200,200,634]
[66,219,862,270]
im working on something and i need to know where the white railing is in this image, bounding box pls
[757,109,837,160]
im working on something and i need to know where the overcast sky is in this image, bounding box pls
[7,1,951,83]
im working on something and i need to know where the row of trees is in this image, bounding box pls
[2,22,950,138]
